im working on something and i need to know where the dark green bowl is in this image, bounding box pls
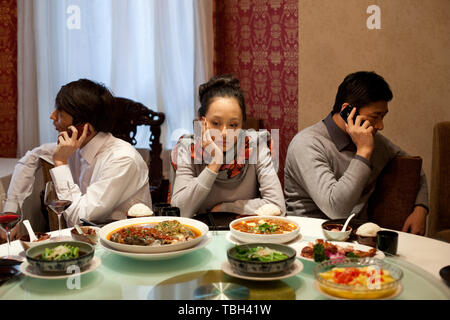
[26,241,95,273]
[227,243,296,275]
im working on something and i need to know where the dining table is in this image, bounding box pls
[0,216,449,300]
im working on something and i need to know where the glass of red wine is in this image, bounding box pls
[44,181,72,240]
[0,194,24,260]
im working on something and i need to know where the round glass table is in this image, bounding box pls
[0,224,449,300]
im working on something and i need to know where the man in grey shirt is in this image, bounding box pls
[284,71,428,235]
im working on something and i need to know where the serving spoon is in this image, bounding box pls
[341,213,356,232]
[22,220,37,242]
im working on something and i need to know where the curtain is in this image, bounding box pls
[17,0,39,157]
[17,0,213,156]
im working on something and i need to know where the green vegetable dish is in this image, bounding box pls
[40,244,81,261]
[233,246,289,262]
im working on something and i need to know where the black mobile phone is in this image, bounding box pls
[68,123,90,139]
[340,105,359,124]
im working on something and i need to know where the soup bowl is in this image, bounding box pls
[26,241,95,273]
[321,220,352,241]
[20,232,52,251]
[229,216,300,244]
[227,243,297,275]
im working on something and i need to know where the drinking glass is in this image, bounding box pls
[0,194,24,260]
[44,181,72,240]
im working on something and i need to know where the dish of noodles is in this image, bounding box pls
[313,257,403,300]
[229,216,300,244]
[99,217,209,253]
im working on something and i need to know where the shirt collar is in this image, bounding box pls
[322,112,353,151]
[79,132,109,164]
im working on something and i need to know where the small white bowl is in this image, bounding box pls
[229,216,300,244]
[321,221,352,241]
[19,233,52,251]
[71,226,101,245]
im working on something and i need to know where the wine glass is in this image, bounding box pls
[44,181,72,240]
[0,194,24,260]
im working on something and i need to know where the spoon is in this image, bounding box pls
[341,213,356,232]
[74,224,84,235]
[22,220,37,242]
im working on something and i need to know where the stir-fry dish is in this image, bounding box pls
[320,266,395,288]
[232,246,289,262]
[108,220,200,246]
[301,239,377,262]
[39,244,81,261]
[232,218,297,234]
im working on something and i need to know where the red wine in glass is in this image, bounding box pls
[0,213,20,232]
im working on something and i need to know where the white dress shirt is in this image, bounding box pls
[8,132,151,227]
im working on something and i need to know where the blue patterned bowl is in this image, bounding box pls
[26,241,95,273]
[227,243,296,275]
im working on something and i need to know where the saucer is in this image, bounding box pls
[221,259,303,281]
[20,256,101,280]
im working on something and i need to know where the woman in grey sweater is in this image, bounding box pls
[170,75,285,218]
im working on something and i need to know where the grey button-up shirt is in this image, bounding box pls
[284,113,428,220]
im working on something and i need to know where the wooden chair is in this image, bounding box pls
[367,155,423,231]
[428,121,450,242]
[112,97,168,203]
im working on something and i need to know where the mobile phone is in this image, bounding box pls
[340,105,359,124]
[68,123,90,139]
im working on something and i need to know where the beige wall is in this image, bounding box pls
[298,0,450,184]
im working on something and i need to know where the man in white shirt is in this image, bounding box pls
[3,79,151,239]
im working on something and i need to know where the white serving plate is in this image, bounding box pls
[291,241,385,262]
[229,216,300,244]
[99,216,209,254]
[221,259,303,281]
[100,233,212,261]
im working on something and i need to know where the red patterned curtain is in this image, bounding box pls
[214,0,298,186]
[0,0,17,158]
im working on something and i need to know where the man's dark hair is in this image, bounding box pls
[55,79,115,132]
[332,71,393,114]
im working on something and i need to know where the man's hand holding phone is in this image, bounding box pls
[344,107,374,161]
[53,124,89,167]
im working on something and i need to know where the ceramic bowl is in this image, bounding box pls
[71,226,100,245]
[26,241,95,273]
[227,243,296,275]
[19,232,52,251]
[314,257,403,299]
[229,216,300,244]
[321,220,352,241]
